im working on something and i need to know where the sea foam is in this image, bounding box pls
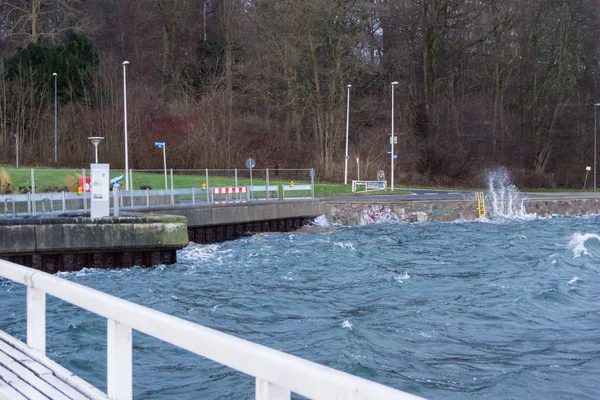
[568,233,600,257]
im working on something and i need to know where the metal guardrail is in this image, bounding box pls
[0,259,423,400]
[0,184,314,218]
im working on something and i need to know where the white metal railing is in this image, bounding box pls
[352,180,387,193]
[281,184,314,199]
[0,184,313,217]
[0,259,423,400]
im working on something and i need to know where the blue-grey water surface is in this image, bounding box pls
[1,216,600,399]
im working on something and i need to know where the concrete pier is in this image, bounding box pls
[146,200,327,243]
[0,215,188,272]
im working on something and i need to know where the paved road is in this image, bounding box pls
[325,188,600,202]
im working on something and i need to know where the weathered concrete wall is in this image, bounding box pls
[150,200,327,227]
[326,198,600,225]
[145,200,327,243]
[0,215,188,253]
[0,215,188,272]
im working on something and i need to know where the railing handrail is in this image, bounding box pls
[0,259,422,400]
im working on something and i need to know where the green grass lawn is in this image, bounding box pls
[0,166,407,197]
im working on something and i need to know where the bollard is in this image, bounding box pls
[113,185,120,216]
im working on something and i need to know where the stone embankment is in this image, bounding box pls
[324,198,600,225]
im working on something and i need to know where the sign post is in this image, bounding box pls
[155,142,167,189]
[245,158,256,199]
[90,163,110,218]
[584,166,592,190]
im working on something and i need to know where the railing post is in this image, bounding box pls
[27,286,46,355]
[30,169,36,214]
[170,168,174,205]
[310,168,315,199]
[234,168,238,187]
[107,320,132,400]
[146,188,150,207]
[256,378,290,400]
[266,169,269,200]
[61,191,66,213]
[205,169,210,203]
[82,168,87,212]
[192,187,195,205]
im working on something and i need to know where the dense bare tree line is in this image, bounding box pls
[0,0,599,187]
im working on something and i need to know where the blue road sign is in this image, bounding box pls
[155,142,164,148]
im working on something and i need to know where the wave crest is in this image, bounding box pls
[568,233,600,257]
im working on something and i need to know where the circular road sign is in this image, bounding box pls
[377,170,385,181]
[245,158,256,169]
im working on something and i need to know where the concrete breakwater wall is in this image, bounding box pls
[0,215,188,272]
[325,198,600,225]
[146,200,328,243]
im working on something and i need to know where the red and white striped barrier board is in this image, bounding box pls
[212,187,248,194]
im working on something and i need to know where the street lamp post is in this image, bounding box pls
[88,137,105,164]
[595,104,600,192]
[53,73,58,167]
[155,142,168,189]
[344,84,351,185]
[123,61,130,190]
[391,81,398,191]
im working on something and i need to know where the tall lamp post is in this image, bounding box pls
[53,72,58,167]
[595,103,600,192]
[391,81,399,191]
[344,84,351,185]
[123,61,130,190]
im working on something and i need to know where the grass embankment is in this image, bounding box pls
[0,166,407,197]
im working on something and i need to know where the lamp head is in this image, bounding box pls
[88,136,105,146]
[391,81,399,85]
[52,72,57,76]
[347,84,352,88]
[123,61,129,65]
[586,166,592,171]
[595,103,600,106]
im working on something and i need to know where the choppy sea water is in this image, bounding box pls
[1,215,600,399]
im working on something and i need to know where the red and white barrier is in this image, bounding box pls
[211,187,249,203]
[212,187,248,194]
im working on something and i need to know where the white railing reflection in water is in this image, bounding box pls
[0,259,423,400]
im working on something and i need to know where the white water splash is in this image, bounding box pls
[394,273,410,283]
[486,167,533,219]
[335,242,355,250]
[178,243,227,262]
[311,215,331,226]
[568,276,581,284]
[568,233,600,257]
[342,320,353,330]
